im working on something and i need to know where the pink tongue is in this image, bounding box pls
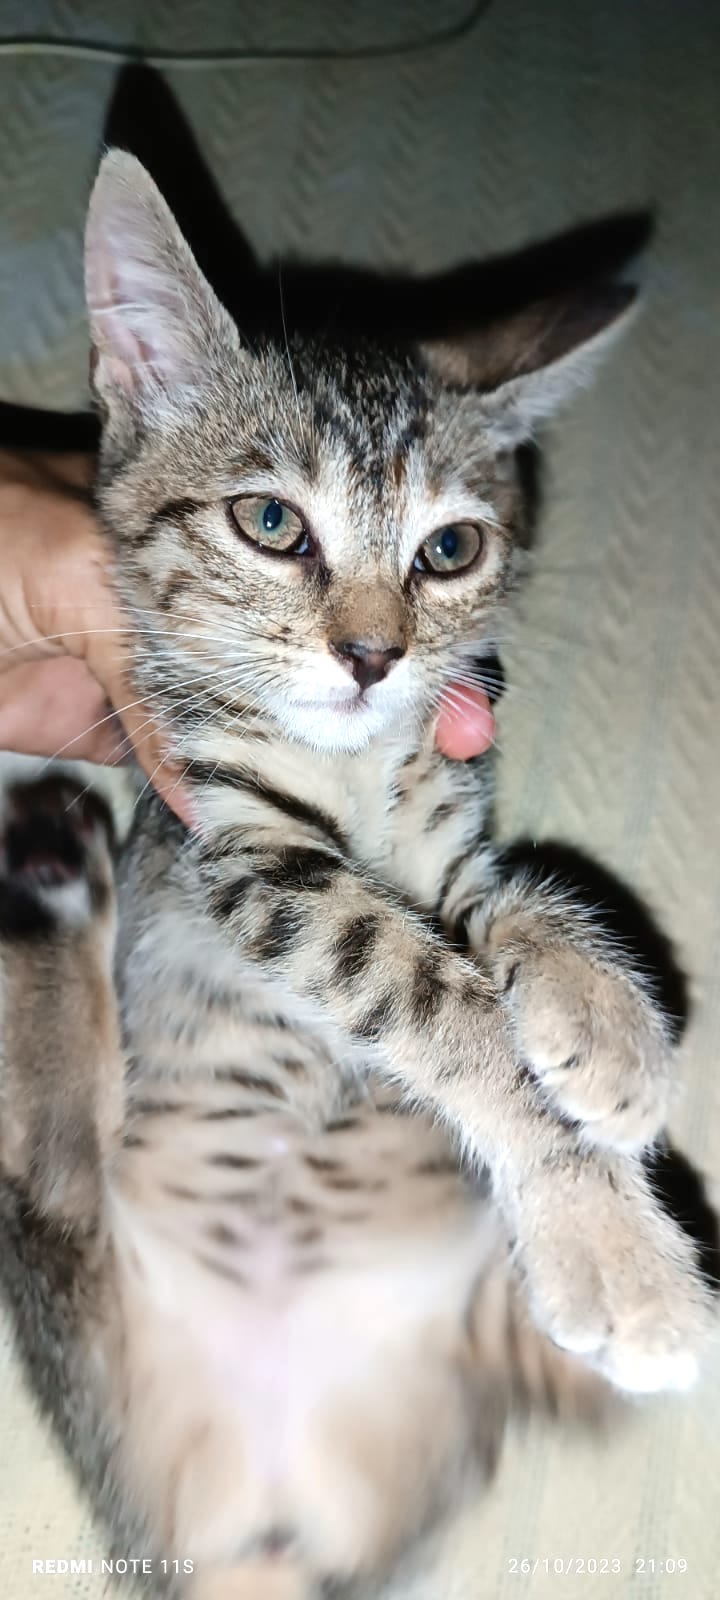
[435,686,496,760]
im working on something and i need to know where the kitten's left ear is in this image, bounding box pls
[420,283,636,444]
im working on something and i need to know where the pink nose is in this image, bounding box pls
[331,640,405,692]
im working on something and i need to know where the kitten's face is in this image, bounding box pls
[87,154,631,758]
[101,340,519,756]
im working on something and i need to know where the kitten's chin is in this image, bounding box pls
[271,696,405,755]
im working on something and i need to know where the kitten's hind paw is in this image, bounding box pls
[506,1155,714,1395]
[0,774,115,934]
[0,773,120,1228]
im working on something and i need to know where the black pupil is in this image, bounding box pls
[440,526,459,558]
[262,499,284,532]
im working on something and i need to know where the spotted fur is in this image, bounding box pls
[0,155,710,1599]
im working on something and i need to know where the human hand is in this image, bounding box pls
[0,450,495,823]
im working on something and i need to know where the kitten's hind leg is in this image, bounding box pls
[0,774,124,1228]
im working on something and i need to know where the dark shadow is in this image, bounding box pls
[103,64,653,338]
[501,839,689,1036]
[645,1142,720,1291]
[1,61,652,452]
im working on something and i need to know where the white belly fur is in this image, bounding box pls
[106,1091,500,1575]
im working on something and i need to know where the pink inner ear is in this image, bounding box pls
[86,222,150,393]
[86,210,194,394]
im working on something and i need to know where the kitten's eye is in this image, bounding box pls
[229,496,310,555]
[414,522,483,576]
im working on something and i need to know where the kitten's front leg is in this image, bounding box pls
[456,873,673,1154]
[198,832,709,1392]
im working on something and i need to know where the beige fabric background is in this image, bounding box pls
[1,0,720,1595]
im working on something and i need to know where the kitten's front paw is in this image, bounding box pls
[499,947,672,1152]
[507,1156,712,1394]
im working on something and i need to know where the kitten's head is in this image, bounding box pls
[86,153,633,758]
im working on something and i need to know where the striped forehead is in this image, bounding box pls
[308,401,426,559]
[294,394,499,574]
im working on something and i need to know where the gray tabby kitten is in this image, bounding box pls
[0,154,710,1600]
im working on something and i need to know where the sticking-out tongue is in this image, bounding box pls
[435,686,496,760]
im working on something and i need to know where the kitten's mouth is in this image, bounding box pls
[290,694,366,715]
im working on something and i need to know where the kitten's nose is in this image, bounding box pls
[331,639,405,692]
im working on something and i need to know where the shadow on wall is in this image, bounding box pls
[0,61,651,446]
[1,62,715,1287]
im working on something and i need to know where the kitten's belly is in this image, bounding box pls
[107,1076,497,1567]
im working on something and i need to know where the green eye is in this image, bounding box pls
[229,495,309,554]
[414,522,483,576]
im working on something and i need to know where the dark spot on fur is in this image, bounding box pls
[294,1225,323,1246]
[213,1070,285,1098]
[158,569,194,611]
[288,1196,315,1215]
[186,763,348,854]
[0,885,55,941]
[146,497,205,534]
[208,1153,261,1170]
[413,1158,458,1176]
[260,1526,295,1558]
[307,559,332,594]
[252,898,304,962]
[333,914,381,988]
[411,951,447,1024]
[503,962,520,994]
[305,1155,343,1174]
[274,1055,307,1075]
[200,1106,259,1120]
[122,1132,147,1149]
[427,800,459,829]
[436,833,486,910]
[6,811,85,878]
[215,1189,262,1206]
[323,1174,381,1193]
[453,973,492,1017]
[351,992,399,1042]
[263,848,342,892]
[206,1221,243,1247]
[194,1251,249,1288]
[313,399,366,474]
[211,876,256,922]
[163,1184,205,1202]
[131,1099,186,1117]
[325,1117,359,1133]
[234,445,275,475]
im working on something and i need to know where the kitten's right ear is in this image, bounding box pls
[420,283,636,445]
[85,150,239,421]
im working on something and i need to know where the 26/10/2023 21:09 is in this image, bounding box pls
[507,1558,688,1576]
